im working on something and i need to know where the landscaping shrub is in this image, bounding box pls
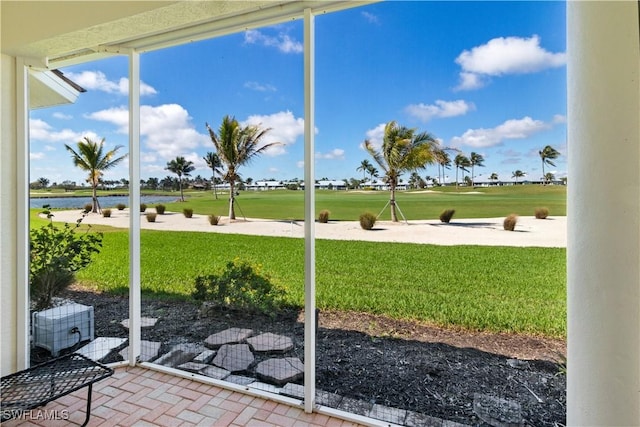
[146,212,157,222]
[183,208,194,218]
[208,214,220,225]
[191,259,285,314]
[116,203,126,211]
[155,204,166,214]
[439,209,456,223]
[102,208,112,218]
[83,203,92,213]
[504,214,518,231]
[359,212,377,230]
[535,207,549,219]
[140,203,147,212]
[30,206,103,310]
[318,209,330,223]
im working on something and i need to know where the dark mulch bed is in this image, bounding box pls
[34,288,566,426]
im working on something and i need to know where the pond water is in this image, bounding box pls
[30,195,179,209]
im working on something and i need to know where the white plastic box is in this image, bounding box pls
[32,303,94,356]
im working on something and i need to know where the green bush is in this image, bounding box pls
[116,203,126,211]
[192,259,285,314]
[155,204,166,214]
[140,203,147,212]
[439,209,455,223]
[208,214,220,225]
[30,206,103,310]
[535,207,549,219]
[146,212,157,222]
[83,203,93,213]
[102,208,112,218]
[183,208,194,218]
[359,212,377,230]
[318,209,330,223]
[504,214,518,231]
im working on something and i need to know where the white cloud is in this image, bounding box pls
[268,167,279,174]
[66,71,157,96]
[29,118,99,144]
[362,123,387,151]
[451,116,550,148]
[552,114,567,124]
[30,152,45,160]
[52,112,72,120]
[244,81,276,92]
[316,149,345,160]
[244,29,303,54]
[87,103,209,160]
[405,100,475,122]
[455,35,566,90]
[296,160,305,169]
[242,110,308,156]
[361,11,379,24]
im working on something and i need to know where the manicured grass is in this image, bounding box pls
[75,230,566,338]
[155,185,566,221]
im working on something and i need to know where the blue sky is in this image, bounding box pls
[29,1,567,186]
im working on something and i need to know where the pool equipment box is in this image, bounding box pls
[32,303,94,356]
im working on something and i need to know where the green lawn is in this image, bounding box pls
[139,185,566,221]
[32,184,567,338]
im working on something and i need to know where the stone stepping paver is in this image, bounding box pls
[119,340,161,362]
[281,383,305,399]
[120,317,158,329]
[154,343,202,368]
[201,365,230,380]
[193,349,216,363]
[177,362,209,373]
[225,374,255,386]
[212,344,254,372]
[76,337,126,361]
[248,381,282,394]
[246,332,294,353]
[205,327,254,349]
[255,357,304,385]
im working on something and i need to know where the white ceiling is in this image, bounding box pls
[1,1,369,68]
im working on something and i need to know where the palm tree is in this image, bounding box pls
[64,136,128,213]
[165,156,195,202]
[434,148,452,186]
[512,170,526,184]
[469,152,485,188]
[357,159,373,183]
[203,151,223,200]
[544,172,556,183]
[367,165,379,182]
[454,153,470,190]
[408,172,426,189]
[539,145,560,185]
[206,115,280,220]
[489,172,499,185]
[364,121,438,222]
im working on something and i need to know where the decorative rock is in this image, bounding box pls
[119,340,161,362]
[120,317,158,329]
[225,375,255,386]
[201,366,230,380]
[212,344,254,372]
[281,383,305,400]
[246,333,294,353]
[369,404,407,425]
[255,357,304,385]
[193,350,216,364]
[154,343,202,368]
[473,393,524,427]
[177,362,209,373]
[205,328,254,349]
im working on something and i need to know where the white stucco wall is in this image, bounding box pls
[1,53,18,376]
[567,1,640,424]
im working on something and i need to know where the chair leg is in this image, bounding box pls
[80,383,93,427]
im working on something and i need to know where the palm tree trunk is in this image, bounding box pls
[179,179,184,202]
[92,185,99,213]
[229,181,236,220]
[213,174,218,200]
[390,184,398,222]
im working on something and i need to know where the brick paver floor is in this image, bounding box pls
[1,366,370,427]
